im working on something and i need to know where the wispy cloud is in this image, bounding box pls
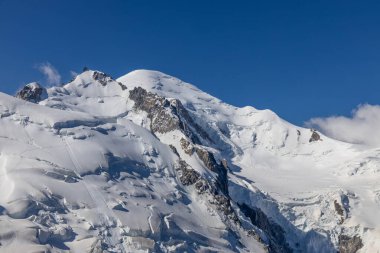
[306,104,380,147]
[37,62,61,86]
[70,70,79,79]
[70,70,78,77]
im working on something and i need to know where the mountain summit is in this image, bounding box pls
[16,82,47,103]
[0,69,378,252]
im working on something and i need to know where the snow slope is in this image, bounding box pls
[118,70,380,253]
[0,69,378,253]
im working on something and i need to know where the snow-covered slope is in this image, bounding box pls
[117,70,380,253]
[0,69,378,253]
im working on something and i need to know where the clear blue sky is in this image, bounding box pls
[1,0,379,125]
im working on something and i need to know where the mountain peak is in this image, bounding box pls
[57,69,128,96]
[16,82,47,103]
[1,67,378,252]
[120,69,173,79]
[70,69,113,85]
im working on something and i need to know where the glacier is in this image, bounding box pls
[0,69,378,253]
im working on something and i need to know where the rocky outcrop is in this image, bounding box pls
[129,87,211,144]
[179,137,229,195]
[175,159,238,224]
[194,179,211,194]
[177,160,201,186]
[338,235,363,253]
[177,160,212,195]
[16,82,47,103]
[130,87,185,133]
[168,144,179,156]
[238,203,292,253]
[195,147,228,195]
[334,200,344,216]
[118,82,127,90]
[210,193,239,224]
[91,71,127,90]
[180,137,194,155]
[92,71,112,86]
[309,129,321,142]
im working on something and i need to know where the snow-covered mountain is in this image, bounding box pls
[0,69,378,253]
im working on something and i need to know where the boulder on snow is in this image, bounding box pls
[16,82,47,103]
[180,137,194,155]
[309,129,321,142]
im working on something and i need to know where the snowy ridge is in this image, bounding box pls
[0,69,378,252]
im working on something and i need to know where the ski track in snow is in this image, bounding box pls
[0,155,14,203]
[63,134,126,253]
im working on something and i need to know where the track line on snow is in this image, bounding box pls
[62,134,126,253]
[0,155,15,202]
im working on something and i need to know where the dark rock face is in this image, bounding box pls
[177,160,201,186]
[91,70,128,90]
[16,82,47,103]
[92,71,112,86]
[338,235,363,253]
[180,138,194,155]
[195,147,228,195]
[169,144,179,157]
[221,159,228,170]
[210,193,239,223]
[238,203,293,253]
[170,99,212,143]
[309,130,321,142]
[130,87,183,133]
[176,159,211,194]
[129,87,211,144]
[194,179,211,194]
[118,82,127,90]
[175,159,239,224]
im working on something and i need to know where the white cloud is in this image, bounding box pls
[70,70,78,78]
[306,104,380,147]
[37,62,61,86]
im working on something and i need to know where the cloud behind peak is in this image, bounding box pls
[37,62,61,86]
[306,104,380,147]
